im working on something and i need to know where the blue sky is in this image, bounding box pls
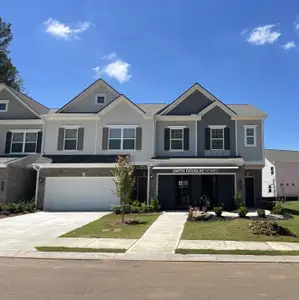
[2,0,299,150]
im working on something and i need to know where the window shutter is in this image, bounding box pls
[183,128,189,151]
[5,132,12,154]
[205,128,210,150]
[164,128,170,151]
[224,127,230,150]
[36,132,42,153]
[136,127,142,150]
[77,127,84,150]
[102,127,109,150]
[57,128,64,151]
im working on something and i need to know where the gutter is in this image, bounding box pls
[32,164,40,208]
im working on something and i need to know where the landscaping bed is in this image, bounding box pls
[181,201,299,242]
[0,202,36,219]
[62,213,160,239]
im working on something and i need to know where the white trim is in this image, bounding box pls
[195,120,198,155]
[208,125,227,129]
[108,127,136,151]
[232,116,267,120]
[210,127,224,150]
[107,124,138,129]
[244,125,257,147]
[62,125,81,129]
[198,101,236,117]
[169,127,184,151]
[43,115,99,120]
[159,83,214,115]
[156,115,201,121]
[235,120,238,155]
[10,131,39,154]
[9,129,41,133]
[41,120,45,155]
[36,163,116,169]
[167,125,187,129]
[0,119,43,125]
[94,118,99,154]
[147,164,151,205]
[95,93,106,105]
[0,100,9,112]
[152,118,156,156]
[261,117,265,162]
[153,166,239,170]
[63,127,79,151]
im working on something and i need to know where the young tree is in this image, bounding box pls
[111,155,135,223]
[0,17,23,91]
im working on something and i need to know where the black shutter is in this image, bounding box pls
[36,132,42,153]
[183,128,189,151]
[224,127,230,150]
[164,128,170,151]
[5,132,12,154]
[205,128,210,150]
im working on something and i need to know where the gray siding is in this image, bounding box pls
[237,120,263,162]
[62,82,119,113]
[155,120,196,156]
[167,90,212,115]
[0,124,43,155]
[197,106,236,156]
[0,89,39,119]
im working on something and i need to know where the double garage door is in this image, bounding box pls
[44,177,119,211]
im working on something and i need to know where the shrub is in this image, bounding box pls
[5,203,18,213]
[25,201,36,213]
[149,198,161,212]
[248,220,296,237]
[140,202,149,213]
[261,199,276,210]
[272,204,284,215]
[213,206,223,217]
[112,204,132,215]
[257,209,266,218]
[234,192,245,208]
[238,206,248,218]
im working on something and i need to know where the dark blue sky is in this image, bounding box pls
[2,0,299,150]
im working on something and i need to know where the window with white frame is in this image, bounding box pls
[210,126,224,150]
[0,100,8,112]
[64,128,78,150]
[10,131,38,153]
[170,128,184,151]
[244,125,257,147]
[108,127,136,150]
[95,93,106,105]
[268,185,272,193]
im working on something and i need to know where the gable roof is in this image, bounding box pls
[0,84,49,116]
[197,100,236,117]
[265,149,299,163]
[56,78,120,113]
[227,104,267,117]
[136,103,167,114]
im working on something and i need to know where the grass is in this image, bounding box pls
[36,247,125,253]
[181,201,299,242]
[175,249,299,256]
[62,213,160,239]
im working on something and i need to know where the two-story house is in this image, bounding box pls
[2,79,266,211]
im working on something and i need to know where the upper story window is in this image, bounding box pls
[10,131,38,153]
[244,125,257,147]
[95,93,106,105]
[0,100,9,112]
[209,126,225,150]
[64,128,78,150]
[170,128,184,151]
[108,127,136,150]
[270,166,274,175]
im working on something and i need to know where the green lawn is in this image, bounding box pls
[36,247,125,253]
[175,249,299,256]
[62,213,160,239]
[181,201,299,242]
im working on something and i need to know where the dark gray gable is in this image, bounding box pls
[0,89,40,119]
[166,90,212,115]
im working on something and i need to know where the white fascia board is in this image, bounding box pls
[0,119,43,125]
[231,116,266,120]
[42,114,99,120]
[37,163,116,169]
[153,166,239,170]
[156,115,201,121]
[197,101,235,117]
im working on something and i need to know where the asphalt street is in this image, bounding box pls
[0,258,298,299]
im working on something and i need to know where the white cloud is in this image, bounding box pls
[93,53,132,84]
[294,17,299,33]
[43,18,93,40]
[245,24,281,45]
[283,41,296,50]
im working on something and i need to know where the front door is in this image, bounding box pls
[137,177,147,203]
[175,175,191,209]
[245,177,255,207]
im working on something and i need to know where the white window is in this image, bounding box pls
[244,125,257,147]
[95,93,106,105]
[10,131,38,153]
[64,128,78,150]
[268,185,272,193]
[170,128,184,151]
[0,100,8,112]
[108,127,136,150]
[270,166,274,175]
[209,126,225,150]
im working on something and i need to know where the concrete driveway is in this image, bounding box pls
[0,212,108,251]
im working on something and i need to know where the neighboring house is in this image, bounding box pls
[0,83,49,203]
[31,79,267,211]
[263,149,299,199]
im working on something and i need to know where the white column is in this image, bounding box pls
[147,163,151,205]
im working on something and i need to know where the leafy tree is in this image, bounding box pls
[111,155,135,223]
[0,17,23,91]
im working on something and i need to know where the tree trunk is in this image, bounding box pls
[121,212,125,223]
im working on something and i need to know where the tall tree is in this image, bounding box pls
[0,17,23,91]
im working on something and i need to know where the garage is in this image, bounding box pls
[44,177,119,211]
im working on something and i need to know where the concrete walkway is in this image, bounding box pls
[178,240,299,251]
[127,212,188,253]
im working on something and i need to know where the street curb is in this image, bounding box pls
[1,250,299,263]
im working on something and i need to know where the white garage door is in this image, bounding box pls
[44,177,119,211]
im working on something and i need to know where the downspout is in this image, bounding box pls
[32,164,40,208]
